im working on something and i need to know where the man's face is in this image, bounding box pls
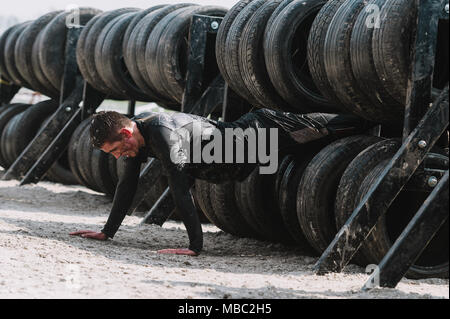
[101,129,140,159]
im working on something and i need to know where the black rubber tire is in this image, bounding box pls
[76,13,110,96]
[122,5,167,54]
[121,5,168,101]
[76,8,136,98]
[297,135,384,259]
[31,30,59,94]
[234,179,268,240]
[76,121,103,192]
[0,103,30,169]
[4,21,32,88]
[1,100,58,170]
[127,4,194,109]
[90,146,116,196]
[94,12,152,101]
[372,0,415,105]
[210,182,261,238]
[145,5,200,103]
[14,11,62,98]
[9,100,59,160]
[156,6,228,104]
[68,118,92,187]
[224,0,267,106]
[239,0,295,111]
[373,0,449,105]
[216,0,253,95]
[264,0,338,113]
[0,24,21,82]
[324,0,396,125]
[279,151,321,252]
[349,0,404,125]
[37,8,101,91]
[307,0,347,110]
[273,154,294,202]
[11,100,59,157]
[335,138,449,279]
[0,103,20,117]
[244,168,295,244]
[1,112,24,167]
[45,154,79,185]
[194,179,226,230]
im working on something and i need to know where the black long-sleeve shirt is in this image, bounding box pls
[100,109,374,253]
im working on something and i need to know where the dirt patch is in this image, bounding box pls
[0,168,448,299]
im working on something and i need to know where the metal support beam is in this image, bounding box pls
[314,85,449,275]
[127,100,136,116]
[140,188,175,226]
[364,170,449,289]
[181,14,223,114]
[2,77,84,181]
[403,0,446,139]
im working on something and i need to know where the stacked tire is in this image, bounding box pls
[0,8,101,98]
[290,88,449,278]
[193,141,326,248]
[216,0,340,113]
[0,100,78,184]
[76,5,228,110]
[307,0,449,125]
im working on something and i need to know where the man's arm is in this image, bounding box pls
[71,155,141,240]
[101,156,141,238]
[150,125,203,254]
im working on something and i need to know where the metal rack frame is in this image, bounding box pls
[315,0,449,289]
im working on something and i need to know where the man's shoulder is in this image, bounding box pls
[133,111,169,124]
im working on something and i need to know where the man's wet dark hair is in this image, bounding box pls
[90,111,132,148]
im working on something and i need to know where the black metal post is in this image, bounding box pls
[127,100,136,116]
[403,0,446,139]
[81,81,106,120]
[181,14,223,114]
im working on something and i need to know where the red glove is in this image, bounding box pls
[70,230,107,241]
[157,248,198,256]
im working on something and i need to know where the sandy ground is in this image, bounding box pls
[0,168,448,299]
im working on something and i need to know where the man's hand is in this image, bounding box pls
[157,248,199,256]
[70,230,107,241]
